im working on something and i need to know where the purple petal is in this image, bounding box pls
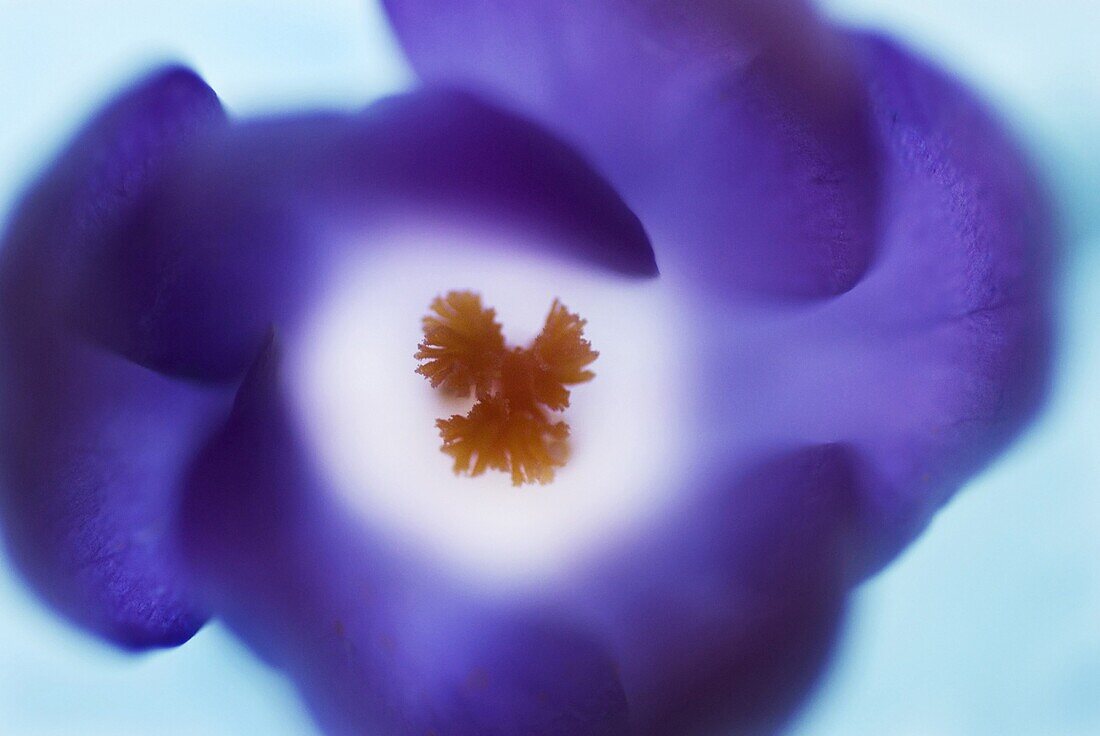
[0,66,226,646]
[382,0,880,298]
[77,90,656,381]
[0,339,228,647]
[693,34,1055,575]
[181,338,857,734]
[834,34,1055,571]
[574,444,859,735]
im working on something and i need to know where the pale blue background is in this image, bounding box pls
[0,1,1097,734]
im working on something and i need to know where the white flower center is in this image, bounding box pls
[287,224,693,590]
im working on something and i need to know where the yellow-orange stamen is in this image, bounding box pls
[414,291,505,397]
[530,299,599,410]
[437,398,570,486]
[416,291,596,486]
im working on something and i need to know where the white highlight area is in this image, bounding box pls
[288,225,692,588]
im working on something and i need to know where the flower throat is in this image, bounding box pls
[415,291,598,486]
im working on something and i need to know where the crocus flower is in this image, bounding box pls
[0,1,1054,734]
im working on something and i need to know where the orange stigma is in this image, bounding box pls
[416,291,597,486]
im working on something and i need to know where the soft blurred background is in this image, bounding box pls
[0,1,1097,733]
